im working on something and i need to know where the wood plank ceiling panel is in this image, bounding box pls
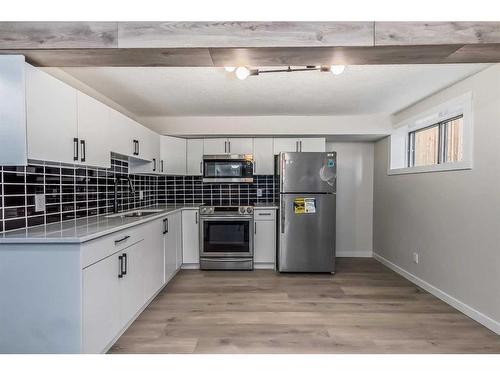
[1,48,215,67]
[117,21,375,48]
[375,22,500,45]
[0,22,118,49]
[209,45,464,67]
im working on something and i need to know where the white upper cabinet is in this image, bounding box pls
[273,137,325,154]
[203,138,253,154]
[203,138,227,154]
[26,64,79,164]
[253,138,274,175]
[227,138,253,154]
[77,92,111,168]
[300,138,326,152]
[161,136,187,175]
[273,138,300,154]
[186,139,204,176]
[109,108,136,158]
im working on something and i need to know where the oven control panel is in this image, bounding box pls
[199,206,253,216]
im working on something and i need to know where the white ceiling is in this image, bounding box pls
[61,64,488,117]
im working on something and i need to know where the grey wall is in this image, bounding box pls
[373,65,500,330]
[327,142,374,257]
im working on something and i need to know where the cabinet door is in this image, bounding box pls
[253,138,274,175]
[228,138,253,154]
[203,138,227,154]
[182,210,200,264]
[143,220,165,301]
[82,253,121,353]
[299,138,325,152]
[26,64,78,164]
[119,241,145,328]
[186,139,204,175]
[164,216,177,283]
[254,220,276,264]
[161,136,187,175]
[273,138,299,154]
[77,92,111,168]
[109,108,136,157]
[174,213,183,270]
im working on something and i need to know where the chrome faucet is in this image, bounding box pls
[114,175,135,214]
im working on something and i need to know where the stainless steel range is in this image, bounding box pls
[199,206,254,270]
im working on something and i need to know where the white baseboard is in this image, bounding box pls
[337,250,373,258]
[181,263,200,270]
[373,252,500,335]
[254,262,275,269]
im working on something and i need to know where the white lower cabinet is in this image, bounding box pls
[82,214,186,353]
[163,211,183,278]
[82,251,122,354]
[253,210,277,266]
[182,209,200,265]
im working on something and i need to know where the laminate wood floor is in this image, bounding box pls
[109,258,500,354]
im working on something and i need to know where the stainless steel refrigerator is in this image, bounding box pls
[276,152,336,273]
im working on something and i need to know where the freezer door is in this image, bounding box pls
[278,193,336,272]
[280,152,336,193]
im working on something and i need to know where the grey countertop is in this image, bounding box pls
[0,204,202,245]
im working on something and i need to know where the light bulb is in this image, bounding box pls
[235,66,250,80]
[224,67,236,72]
[330,65,345,75]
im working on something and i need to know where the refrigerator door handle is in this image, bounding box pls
[281,199,285,233]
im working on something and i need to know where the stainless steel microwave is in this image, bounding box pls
[202,154,254,183]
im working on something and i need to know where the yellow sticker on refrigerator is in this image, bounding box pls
[294,198,316,214]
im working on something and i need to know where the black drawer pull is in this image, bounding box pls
[114,235,130,245]
[258,213,272,216]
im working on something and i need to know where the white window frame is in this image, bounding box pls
[387,92,473,175]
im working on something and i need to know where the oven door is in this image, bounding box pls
[200,216,254,258]
[203,157,253,183]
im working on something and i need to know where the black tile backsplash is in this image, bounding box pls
[0,157,276,233]
[157,175,277,206]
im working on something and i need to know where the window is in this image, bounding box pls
[388,92,472,175]
[408,115,464,167]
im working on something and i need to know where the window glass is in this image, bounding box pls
[413,125,439,167]
[444,117,464,163]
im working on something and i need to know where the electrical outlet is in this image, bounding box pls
[257,188,263,197]
[35,194,46,212]
[139,191,144,200]
[412,252,419,264]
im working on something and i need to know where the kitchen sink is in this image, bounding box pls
[105,209,164,219]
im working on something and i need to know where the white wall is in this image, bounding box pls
[373,64,500,333]
[327,142,374,257]
[139,115,392,137]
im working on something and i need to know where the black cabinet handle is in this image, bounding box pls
[118,255,123,278]
[153,158,156,172]
[73,138,79,161]
[161,160,164,173]
[80,139,86,162]
[114,235,130,245]
[122,253,127,276]
[136,140,140,156]
[163,217,169,234]
[133,140,139,155]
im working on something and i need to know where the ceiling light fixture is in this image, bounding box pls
[235,66,251,80]
[226,65,346,79]
[329,65,346,75]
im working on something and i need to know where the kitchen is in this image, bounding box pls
[0,15,499,367]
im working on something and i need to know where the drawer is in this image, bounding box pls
[81,225,145,268]
[254,209,276,221]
